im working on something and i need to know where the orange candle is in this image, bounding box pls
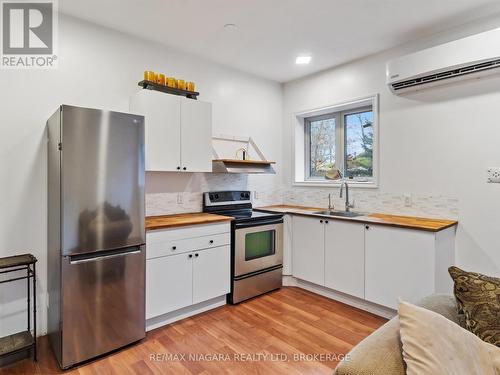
[156,73,166,85]
[144,70,155,82]
[167,77,176,88]
[176,79,186,90]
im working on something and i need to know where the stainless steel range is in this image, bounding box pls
[203,191,283,304]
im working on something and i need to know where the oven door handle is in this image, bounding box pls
[234,218,283,229]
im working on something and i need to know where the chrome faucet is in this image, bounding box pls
[339,181,354,212]
[328,193,334,212]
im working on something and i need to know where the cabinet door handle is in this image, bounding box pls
[176,166,181,170]
[365,225,370,230]
[325,220,329,224]
[183,167,187,171]
[195,253,199,257]
[188,254,193,258]
[319,220,323,223]
[209,240,214,244]
[172,246,177,250]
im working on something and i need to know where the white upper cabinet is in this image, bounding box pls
[130,90,181,171]
[324,221,365,299]
[130,90,212,172]
[180,98,212,172]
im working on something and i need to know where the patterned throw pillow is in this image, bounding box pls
[448,266,500,347]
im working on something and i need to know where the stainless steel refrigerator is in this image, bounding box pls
[47,105,145,369]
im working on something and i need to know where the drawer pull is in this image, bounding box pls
[209,240,214,244]
[195,253,199,257]
[172,246,177,250]
[188,254,193,258]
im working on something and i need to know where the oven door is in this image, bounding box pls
[234,218,283,277]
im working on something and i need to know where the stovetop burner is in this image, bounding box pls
[217,209,281,221]
[202,191,283,223]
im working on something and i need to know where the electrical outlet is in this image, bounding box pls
[177,193,184,204]
[254,191,259,200]
[487,167,500,183]
[403,193,412,207]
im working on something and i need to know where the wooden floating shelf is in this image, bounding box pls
[212,159,276,165]
[138,80,199,99]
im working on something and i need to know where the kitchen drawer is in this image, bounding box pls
[146,222,230,243]
[146,232,230,259]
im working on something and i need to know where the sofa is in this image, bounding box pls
[334,294,459,375]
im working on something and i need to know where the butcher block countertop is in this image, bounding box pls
[146,213,233,231]
[255,205,457,232]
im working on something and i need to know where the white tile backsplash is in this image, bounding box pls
[284,188,459,219]
[146,179,459,220]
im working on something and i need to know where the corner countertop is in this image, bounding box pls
[254,205,458,232]
[146,213,233,231]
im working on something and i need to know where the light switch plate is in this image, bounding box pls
[487,167,500,183]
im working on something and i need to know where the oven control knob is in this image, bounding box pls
[245,193,250,199]
[214,194,219,200]
[209,194,214,201]
[240,192,245,198]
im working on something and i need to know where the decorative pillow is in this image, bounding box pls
[398,301,500,375]
[448,266,500,347]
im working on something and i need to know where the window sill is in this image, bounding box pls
[292,181,378,189]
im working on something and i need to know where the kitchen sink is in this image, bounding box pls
[314,210,364,218]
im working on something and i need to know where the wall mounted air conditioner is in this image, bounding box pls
[387,28,500,94]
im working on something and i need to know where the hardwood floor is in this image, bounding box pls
[0,287,387,375]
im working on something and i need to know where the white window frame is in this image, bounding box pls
[292,94,379,188]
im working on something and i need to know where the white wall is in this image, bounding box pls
[282,17,500,277]
[3,9,500,342]
[0,15,282,337]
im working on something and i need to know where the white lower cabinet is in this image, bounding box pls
[282,214,293,275]
[365,225,438,309]
[193,246,230,304]
[324,221,365,299]
[292,215,325,285]
[146,253,192,319]
[146,223,231,320]
[292,215,455,310]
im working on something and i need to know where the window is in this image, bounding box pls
[306,114,336,178]
[296,96,377,185]
[344,109,374,179]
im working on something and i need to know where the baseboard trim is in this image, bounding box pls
[283,276,396,319]
[146,295,227,331]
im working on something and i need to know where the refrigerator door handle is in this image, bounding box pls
[69,248,142,265]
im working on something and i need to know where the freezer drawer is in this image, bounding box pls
[60,246,145,368]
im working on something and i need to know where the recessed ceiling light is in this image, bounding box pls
[224,23,238,31]
[296,55,312,65]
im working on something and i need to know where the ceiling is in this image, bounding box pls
[60,0,500,82]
